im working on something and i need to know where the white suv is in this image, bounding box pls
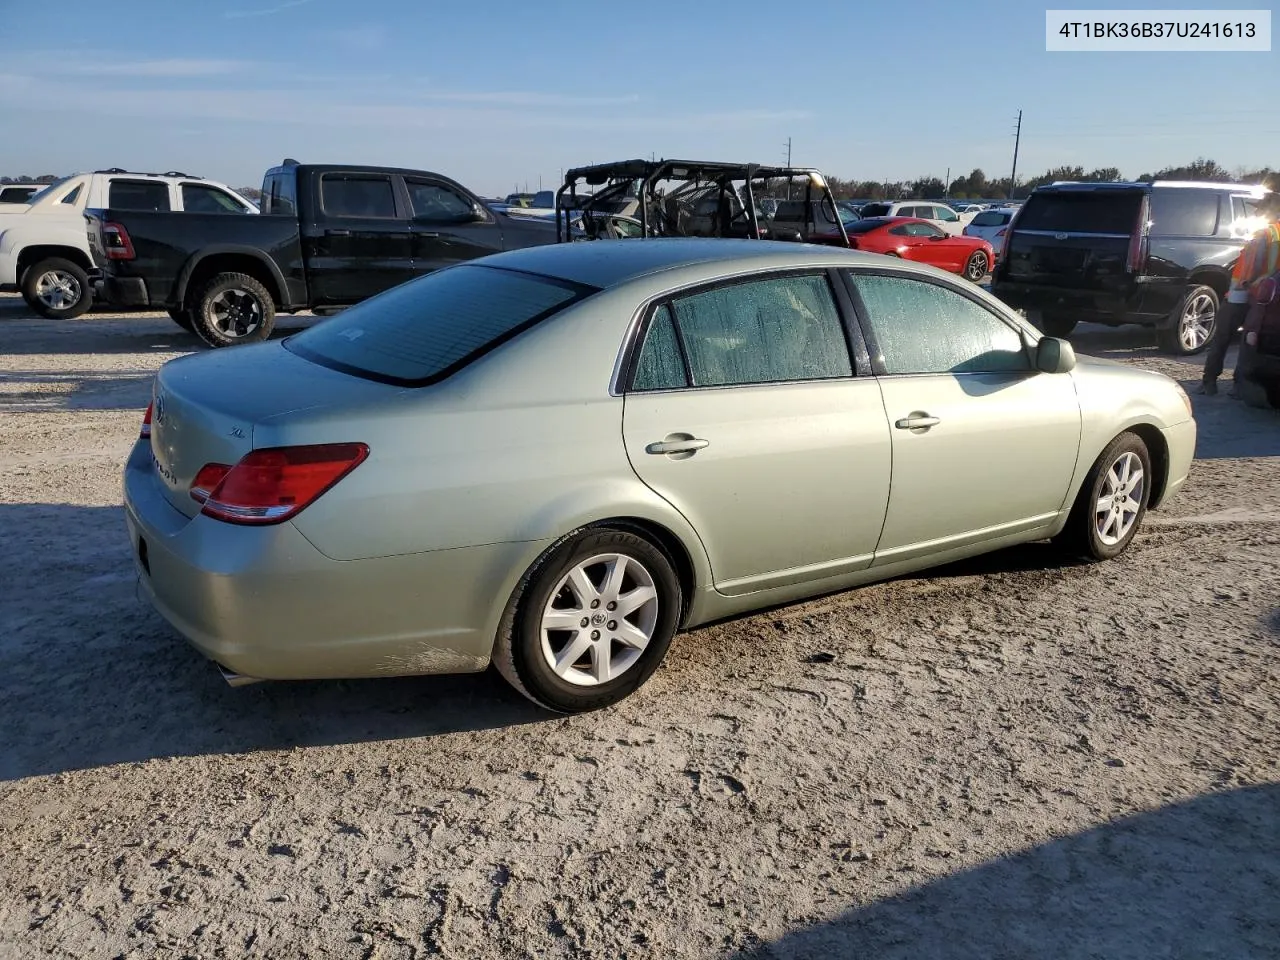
[0,169,257,318]
[856,200,969,235]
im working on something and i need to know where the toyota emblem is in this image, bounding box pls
[1054,232,1068,240]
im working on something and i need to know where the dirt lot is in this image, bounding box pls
[2,293,1278,959]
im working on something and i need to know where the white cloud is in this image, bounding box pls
[65,59,247,78]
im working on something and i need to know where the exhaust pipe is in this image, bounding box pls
[217,663,265,687]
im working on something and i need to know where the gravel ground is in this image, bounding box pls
[2,294,1278,959]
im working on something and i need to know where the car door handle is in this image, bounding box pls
[413,230,440,238]
[325,228,351,236]
[895,414,941,430]
[646,437,709,455]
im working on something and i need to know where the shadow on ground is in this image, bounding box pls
[0,503,545,781]
[0,369,158,412]
[729,783,1280,960]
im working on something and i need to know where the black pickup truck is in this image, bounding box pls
[87,160,557,346]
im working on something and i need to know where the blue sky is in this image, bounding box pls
[0,0,1275,193]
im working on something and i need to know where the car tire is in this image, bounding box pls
[191,273,275,348]
[1158,284,1218,356]
[1054,431,1152,562]
[166,306,194,331]
[493,527,682,713]
[963,251,989,282]
[1039,312,1078,337]
[21,257,92,319]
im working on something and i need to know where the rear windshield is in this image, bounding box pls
[1015,191,1143,234]
[285,265,595,385]
[971,210,1012,226]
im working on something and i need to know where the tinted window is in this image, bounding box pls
[860,203,891,217]
[905,222,943,237]
[888,224,910,236]
[0,186,35,202]
[935,206,960,222]
[263,172,297,216]
[668,274,851,387]
[321,175,397,218]
[846,218,889,235]
[182,184,247,213]
[971,210,1011,226]
[406,181,474,221]
[286,265,590,385]
[59,184,83,205]
[1150,188,1219,237]
[631,305,688,391]
[849,273,1028,375]
[1016,191,1143,234]
[108,180,171,212]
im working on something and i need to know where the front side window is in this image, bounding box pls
[406,181,474,221]
[849,273,1029,375]
[182,184,248,214]
[905,222,943,238]
[321,175,397,219]
[658,274,852,388]
[108,179,171,212]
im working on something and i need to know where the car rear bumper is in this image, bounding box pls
[123,440,541,681]
[102,275,151,308]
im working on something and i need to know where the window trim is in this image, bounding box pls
[403,176,486,224]
[617,267,865,395]
[838,267,1037,379]
[318,172,403,221]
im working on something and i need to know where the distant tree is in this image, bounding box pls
[238,186,263,202]
[1086,167,1121,182]
[910,177,946,199]
[36,174,57,183]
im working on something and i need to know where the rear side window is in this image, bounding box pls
[182,184,248,214]
[971,210,1010,226]
[286,265,593,385]
[1016,192,1143,234]
[631,305,688,391]
[321,175,397,219]
[108,180,171,212]
[263,172,297,215]
[1150,189,1219,237]
[659,274,852,388]
[59,184,83,205]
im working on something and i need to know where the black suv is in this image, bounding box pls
[991,180,1267,355]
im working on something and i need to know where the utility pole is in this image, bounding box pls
[944,166,950,199]
[784,137,792,199]
[1009,110,1022,200]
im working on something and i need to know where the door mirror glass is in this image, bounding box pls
[471,203,489,222]
[1036,336,1076,374]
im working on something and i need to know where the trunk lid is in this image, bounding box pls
[1003,187,1146,292]
[149,341,395,518]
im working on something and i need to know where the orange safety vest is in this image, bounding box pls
[1231,221,1280,301]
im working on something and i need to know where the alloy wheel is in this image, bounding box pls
[539,553,659,687]
[34,270,83,311]
[1179,292,1216,352]
[965,252,988,281]
[1094,451,1144,546]
[209,289,263,338]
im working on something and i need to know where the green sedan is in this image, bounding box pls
[125,240,1196,712]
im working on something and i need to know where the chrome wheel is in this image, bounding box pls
[34,270,83,311]
[1179,292,1216,352]
[209,288,263,338]
[539,553,659,687]
[965,251,988,281]
[1094,451,1144,546]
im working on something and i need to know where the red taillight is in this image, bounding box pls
[140,402,153,440]
[198,443,369,525]
[189,463,231,504]
[102,221,135,260]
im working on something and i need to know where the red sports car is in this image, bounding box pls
[817,216,995,281]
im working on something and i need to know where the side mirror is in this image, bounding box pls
[1036,336,1076,374]
[928,234,945,241]
[471,204,489,222]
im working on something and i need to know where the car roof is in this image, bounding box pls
[474,238,900,288]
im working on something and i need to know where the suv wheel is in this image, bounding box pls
[191,273,276,348]
[22,257,92,320]
[1158,284,1217,356]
